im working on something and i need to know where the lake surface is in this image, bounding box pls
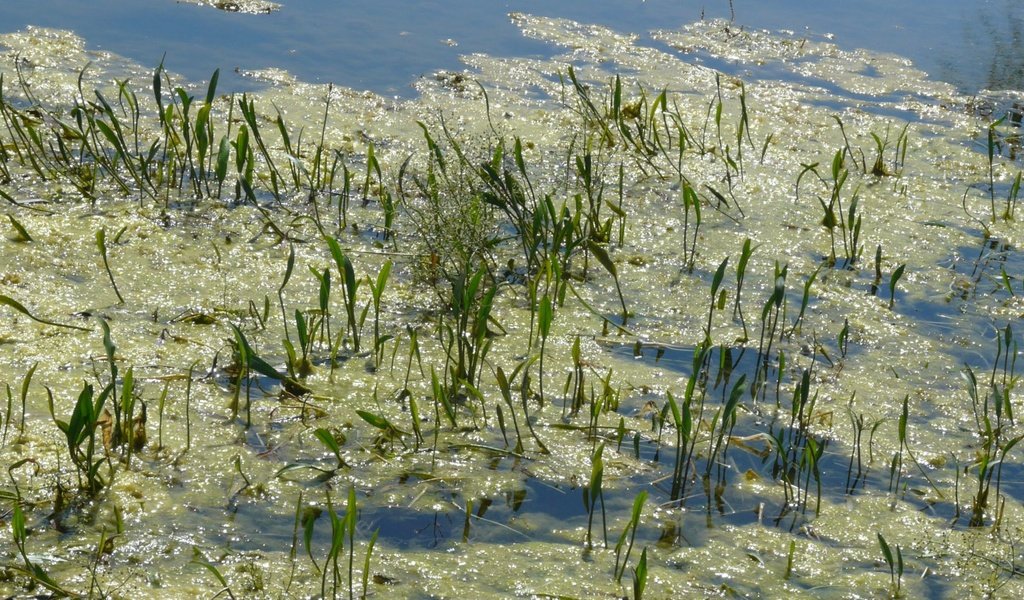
[3,0,1023,96]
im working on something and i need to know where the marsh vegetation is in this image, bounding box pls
[1,14,1023,599]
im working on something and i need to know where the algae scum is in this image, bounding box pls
[1,12,1023,599]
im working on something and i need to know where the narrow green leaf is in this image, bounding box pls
[215,135,230,183]
[587,240,617,277]
[314,427,341,456]
[356,410,390,431]
[710,257,729,299]
[878,533,894,566]
[0,294,90,331]
[633,547,648,600]
[7,214,32,242]
[205,68,220,105]
[538,294,553,338]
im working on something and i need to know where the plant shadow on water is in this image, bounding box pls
[224,470,587,553]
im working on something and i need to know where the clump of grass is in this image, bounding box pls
[306,487,377,600]
[47,381,112,495]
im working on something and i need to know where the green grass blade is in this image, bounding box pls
[0,294,90,331]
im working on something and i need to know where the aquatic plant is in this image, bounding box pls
[877,533,903,597]
[704,257,729,346]
[733,237,756,339]
[6,213,32,242]
[367,258,393,368]
[326,236,363,353]
[704,374,746,487]
[986,117,1002,222]
[0,294,91,332]
[868,124,909,178]
[357,407,411,454]
[1004,170,1021,221]
[845,401,883,494]
[632,547,648,600]
[439,266,498,409]
[787,266,819,339]
[957,326,1023,527]
[2,362,35,444]
[666,341,711,505]
[888,263,906,309]
[307,486,376,600]
[229,323,311,425]
[10,501,72,596]
[47,381,112,495]
[537,293,553,404]
[192,547,239,600]
[680,183,702,273]
[752,262,787,400]
[314,427,348,472]
[584,442,607,548]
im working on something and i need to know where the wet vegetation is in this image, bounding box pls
[1,15,1024,599]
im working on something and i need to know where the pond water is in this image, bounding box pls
[2,1,1024,599]
[4,0,1024,95]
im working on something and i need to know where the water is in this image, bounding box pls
[3,0,1023,95]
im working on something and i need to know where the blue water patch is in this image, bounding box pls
[4,0,1024,96]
